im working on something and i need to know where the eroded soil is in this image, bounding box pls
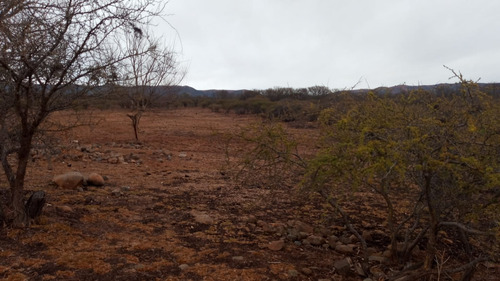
[0,108,498,280]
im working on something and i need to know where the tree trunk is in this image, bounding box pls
[0,202,5,228]
[423,173,438,273]
[11,136,33,227]
[127,111,143,142]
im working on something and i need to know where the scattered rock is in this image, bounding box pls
[334,258,351,275]
[354,262,366,276]
[393,276,411,281]
[335,244,354,255]
[369,265,386,280]
[361,221,373,228]
[300,267,312,275]
[304,235,324,246]
[117,155,125,164]
[53,172,86,189]
[111,188,122,196]
[287,269,299,277]
[134,264,145,270]
[368,255,387,263]
[339,235,352,244]
[366,247,378,256]
[80,146,92,153]
[328,235,339,248]
[267,239,285,251]
[190,210,214,224]
[287,227,300,241]
[262,223,275,233]
[362,231,373,242]
[245,215,257,224]
[298,232,309,240]
[483,261,500,269]
[178,264,189,270]
[107,157,119,164]
[56,205,73,213]
[383,249,392,258]
[232,256,244,262]
[86,172,105,186]
[287,220,314,234]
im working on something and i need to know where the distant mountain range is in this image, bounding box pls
[162,85,246,97]
[160,83,500,97]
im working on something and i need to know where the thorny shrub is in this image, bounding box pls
[228,73,500,280]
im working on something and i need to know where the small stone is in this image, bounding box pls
[305,235,324,246]
[366,247,378,256]
[134,264,145,270]
[369,255,387,263]
[361,221,372,228]
[287,228,300,241]
[190,210,214,224]
[121,186,131,192]
[111,188,121,196]
[301,267,312,275]
[263,223,275,233]
[287,269,299,277]
[246,215,257,224]
[369,265,385,279]
[178,264,189,270]
[298,232,309,240]
[287,220,314,234]
[334,258,351,275]
[339,236,351,244]
[268,239,285,251]
[232,256,244,261]
[354,262,366,276]
[383,249,392,258]
[362,231,373,242]
[56,205,73,213]
[118,155,125,163]
[335,244,354,255]
[328,235,339,248]
[315,226,331,237]
[107,157,119,164]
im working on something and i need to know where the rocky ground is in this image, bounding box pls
[0,108,498,281]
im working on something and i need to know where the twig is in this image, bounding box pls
[439,222,492,236]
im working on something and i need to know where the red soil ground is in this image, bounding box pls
[0,108,498,280]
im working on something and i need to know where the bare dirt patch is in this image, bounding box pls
[1,108,498,280]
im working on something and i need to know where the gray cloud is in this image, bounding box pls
[160,0,500,90]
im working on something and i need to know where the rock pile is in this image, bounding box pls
[251,218,389,278]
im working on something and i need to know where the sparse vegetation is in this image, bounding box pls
[0,5,498,277]
[227,72,500,280]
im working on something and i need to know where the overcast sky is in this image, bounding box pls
[159,0,500,90]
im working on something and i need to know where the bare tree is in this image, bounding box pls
[0,0,166,227]
[118,27,183,141]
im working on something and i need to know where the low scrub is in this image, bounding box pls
[228,76,500,280]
